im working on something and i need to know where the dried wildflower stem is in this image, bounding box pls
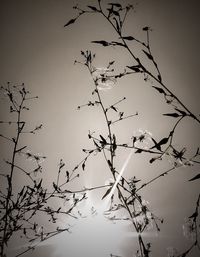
[1,85,27,257]
[0,84,91,257]
[64,1,200,256]
[97,2,200,124]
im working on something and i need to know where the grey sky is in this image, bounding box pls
[0,1,200,257]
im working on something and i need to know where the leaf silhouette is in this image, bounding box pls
[93,139,100,149]
[111,41,125,47]
[157,137,169,146]
[108,61,115,66]
[142,50,153,60]
[37,179,43,189]
[175,108,186,116]
[121,36,135,41]
[87,5,99,12]
[107,159,112,169]
[152,86,165,94]
[82,162,85,171]
[126,65,140,72]
[163,113,180,118]
[188,173,200,181]
[53,182,58,191]
[100,135,107,145]
[121,177,125,187]
[143,26,150,31]
[158,74,162,81]
[101,186,113,200]
[112,134,117,152]
[135,149,143,153]
[64,18,76,27]
[66,171,69,182]
[151,137,169,151]
[91,40,110,46]
[111,105,117,112]
[149,157,156,164]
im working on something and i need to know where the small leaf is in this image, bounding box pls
[112,134,117,152]
[151,137,169,151]
[142,50,153,60]
[107,159,112,169]
[121,36,135,41]
[149,158,156,164]
[132,177,141,183]
[188,173,200,181]
[53,182,58,191]
[143,26,150,31]
[152,86,165,94]
[37,179,42,189]
[135,149,143,153]
[91,40,110,46]
[158,74,162,81]
[66,171,69,182]
[150,138,160,151]
[82,162,85,171]
[121,177,125,187]
[64,18,76,27]
[158,137,169,146]
[87,5,99,11]
[100,135,107,145]
[163,113,180,118]
[126,65,140,72]
[111,41,125,47]
[111,105,117,112]
[175,108,186,116]
[101,186,113,200]
[109,61,115,66]
[132,136,137,145]
[119,112,124,119]
[93,140,100,149]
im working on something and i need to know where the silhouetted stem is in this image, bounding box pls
[96,4,200,125]
[1,92,26,257]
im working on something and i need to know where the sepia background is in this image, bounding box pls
[0,0,200,257]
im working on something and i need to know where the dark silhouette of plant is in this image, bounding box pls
[0,83,91,257]
[64,1,200,256]
[1,1,199,257]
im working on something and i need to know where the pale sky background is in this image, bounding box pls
[0,0,200,257]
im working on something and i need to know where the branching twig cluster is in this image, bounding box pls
[1,1,199,257]
[64,1,200,256]
[0,83,97,257]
